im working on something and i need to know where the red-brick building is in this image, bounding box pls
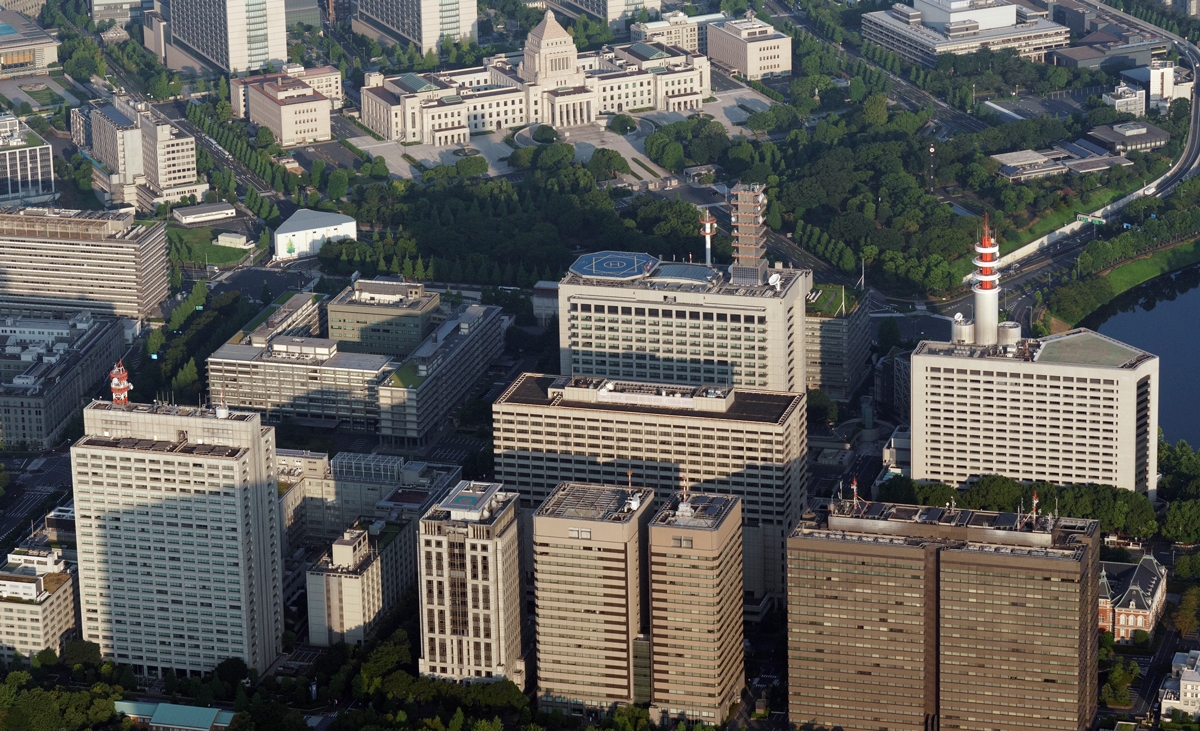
[1099,555,1166,642]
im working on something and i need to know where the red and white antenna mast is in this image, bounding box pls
[110,360,132,405]
[699,206,717,267]
[972,213,1000,345]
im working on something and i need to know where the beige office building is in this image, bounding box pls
[207,336,392,431]
[0,208,167,321]
[788,500,1099,731]
[630,11,728,53]
[307,521,406,647]
[534,483,654,713]
[0,550,75,664]
[247,78,331,147]
[494,373,805,601]
[910,328,1158,493]
[648,493,744,724]
[418,481,524,687]
[136,110,207,211]
[707,12,792,80]
[71,400,283,676]
[560,251,811,391]
[231,63,343,117]
[326,276,441,358]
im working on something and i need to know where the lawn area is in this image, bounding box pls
[807,283,861,317]
[1106,238,1200,295]
[239,304,279,334]
[23,88,63,106]
[389,360,426,388]
[167,224,248,265]
[272,291,297,305]
[632,158,659,178]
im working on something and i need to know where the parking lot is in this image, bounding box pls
[208,268,317,301]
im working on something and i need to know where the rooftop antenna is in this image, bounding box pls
[699,206,717,267]
[109,360,131,405]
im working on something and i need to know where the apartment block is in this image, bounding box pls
[231,63,343,117]
[307,520,406,647]
[0,550,75,663]
[707,12,792,80]
[559,251,811,391]
[71,400,283,676]
[804,284,872,401]
[0,208,168,321]
[494,373,805,601]
[246,78,331,147]
[355,0,477,53]
[630,11,728,53]
[378,304,504,451]
[326,276,441,358]
[0,312,126,450]
[788,500,1099,731]
[648,493,743,724]
[207,336,393,431]
[910,328,1158,493]
[169,0,286,74]
[417,481,523,686]
[534,483,654,712]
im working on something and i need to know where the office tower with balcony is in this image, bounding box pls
[417,481,524,687]
[71,399,283,676]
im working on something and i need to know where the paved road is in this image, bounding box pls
[173,116,273,196]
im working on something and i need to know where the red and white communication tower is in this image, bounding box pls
[110,360,132,405]
[972,213,1000,346]
[699,206,717,266]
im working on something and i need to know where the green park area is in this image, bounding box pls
[167,225,248,266]
[1106,238,1200,295]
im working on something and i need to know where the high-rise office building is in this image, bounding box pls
[787,499,1099,731]
[493,373,806,600]
[326,277,441,358]
[910,328,1158,492]
[804,284,872,402]
[170,0,286,74]
[0,208,167,321]
[533,483,654,713]
[558,251,811,391]
[647,493,744,724]
[307,521,407,648]
[137,109,207,211]
[417,481,524,688]
[71,399,283,676]
[543,0,659,30]
[355,0,477,53]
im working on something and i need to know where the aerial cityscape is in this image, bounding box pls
[0,0,1196,728]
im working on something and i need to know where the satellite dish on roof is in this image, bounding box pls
[954,312,964,322]
[768,273,781,291]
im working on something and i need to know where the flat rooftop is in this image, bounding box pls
[793,498,1098,557]
[84,399,257,421]
[423,480,515,524]
[562,250,806,298]
[74,434,247,459]
[913,328,1155,369]
[652,492,738,530]
[536,483,655,522]
[0,207,156,241]
[496,373,802,424]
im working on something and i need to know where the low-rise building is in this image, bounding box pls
[1121,60,1194,113]
[360,13,709,144]
[0,551,75,664]
[114,702,236,730]
[231,63,343,117]
[247,77,332,147]
[1103,82,1147,116]
[862,0,1069,67]
[0,313,126,450]
[1088,121,1171,153]
[418,481,524,687]
[206,336,393,430]
[171,202,237,225]
[379,304,504,451]
[804,284,871,401]
[0,113,53,205]
[274,209,356,261]
[307,521,407,647]
[990,143,1133,182]
[630,10,728,54]
[1162,650,1200,719]
[1099,555,1166,642]
[707,12,792,80]
[0,11,60,77]
[326,277,441,358]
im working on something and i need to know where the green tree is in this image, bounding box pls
[1174,586,1200,638]
[1165,500,1200,544]
[585,148,631,180]
[215,100,233,124]
[877,317,902,354]
[455,155,489,177]
[863,93,889,126]
[807,388,838,426]
[310,159,326,189]
[327,169,349,200]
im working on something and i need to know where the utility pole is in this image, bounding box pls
[928,145,936,193]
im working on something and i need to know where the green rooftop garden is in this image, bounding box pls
[806,284,861,318]
[389,360,426,389]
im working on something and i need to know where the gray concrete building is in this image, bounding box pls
[804,284,872,402]
[378,304,504,451]
[326,276,441,358]
[0,208,168,321]
[206,336,393,431]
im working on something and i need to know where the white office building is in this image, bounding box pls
[274,209,356,260]
[355,0,477,53]
[169,0,287,74]
[71,400,284,676]
[630,10,728,53]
